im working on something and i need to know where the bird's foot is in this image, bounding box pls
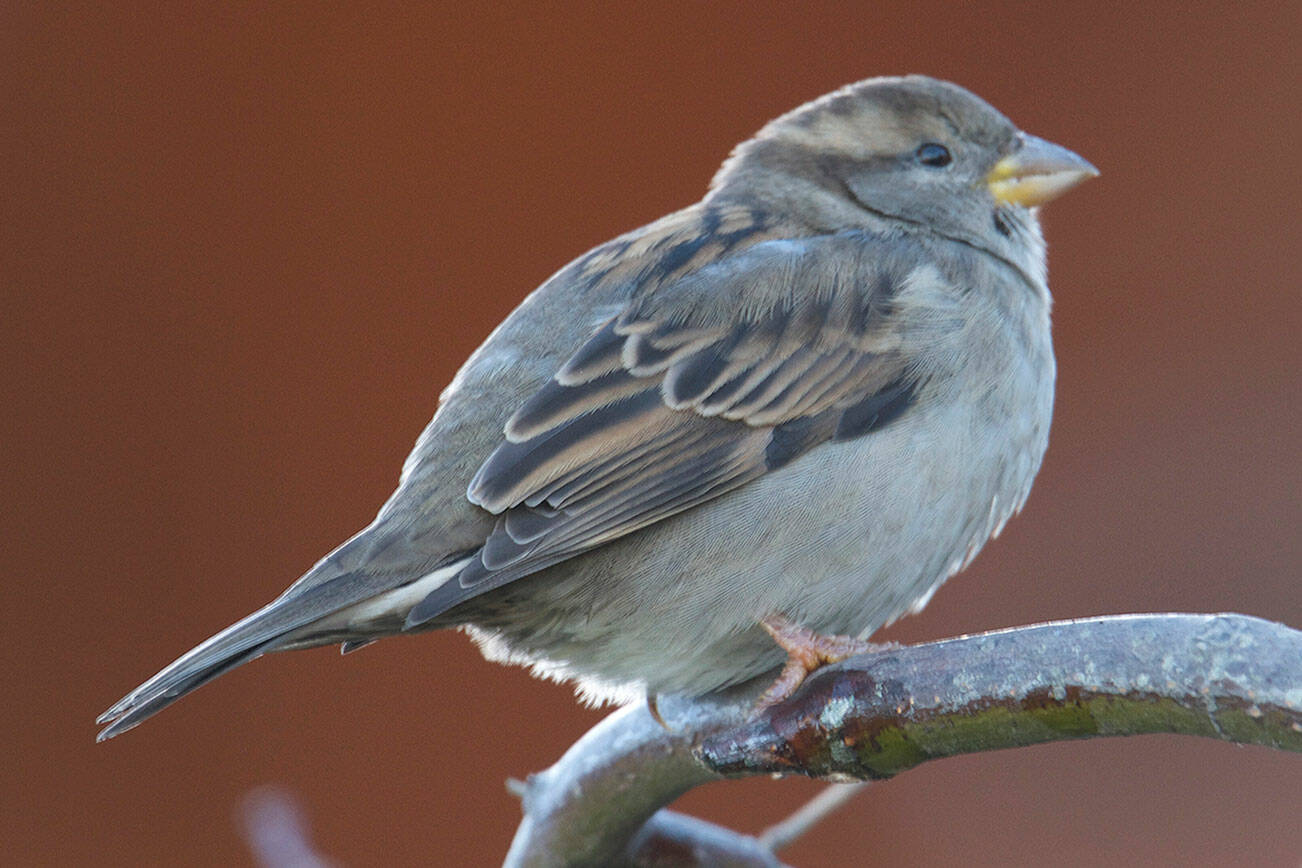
[755,615,891,710]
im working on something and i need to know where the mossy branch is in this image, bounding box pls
[503,613,1301,867]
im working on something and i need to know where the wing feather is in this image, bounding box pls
[407,231,950,626]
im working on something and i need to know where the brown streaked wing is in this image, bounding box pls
[406,232,937,625]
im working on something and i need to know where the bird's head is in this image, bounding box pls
[710,75,1097,283]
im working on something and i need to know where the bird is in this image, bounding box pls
[97,75,1096,741]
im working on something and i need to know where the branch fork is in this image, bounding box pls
[503,613,1302,867]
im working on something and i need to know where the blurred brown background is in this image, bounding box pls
[5,3,1299,866]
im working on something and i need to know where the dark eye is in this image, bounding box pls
[915,143,952,168]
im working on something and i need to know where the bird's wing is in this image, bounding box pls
[407,232,959,624]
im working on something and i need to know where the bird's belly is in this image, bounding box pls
[460,383,1048,701]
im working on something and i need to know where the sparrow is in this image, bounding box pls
[98,75,1096,740]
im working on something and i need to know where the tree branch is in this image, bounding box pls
[503,613,1302,867]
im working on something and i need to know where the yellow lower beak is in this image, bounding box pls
[987,133,1098,207]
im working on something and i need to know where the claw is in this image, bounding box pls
[646,693,671,730]
[755,615,889,709]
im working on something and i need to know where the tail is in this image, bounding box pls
[96,590,334,741]
[97,551,477,741]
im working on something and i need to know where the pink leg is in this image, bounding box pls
[755,614,892,709]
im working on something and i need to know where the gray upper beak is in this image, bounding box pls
[986,133,1099,206]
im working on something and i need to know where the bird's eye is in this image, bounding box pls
[915,143,952,168]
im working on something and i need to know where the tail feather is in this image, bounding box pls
[97,553,477,741]
[96,588,341,741]
[96,640,276,741]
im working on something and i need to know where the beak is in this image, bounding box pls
[986,133,1098,207]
